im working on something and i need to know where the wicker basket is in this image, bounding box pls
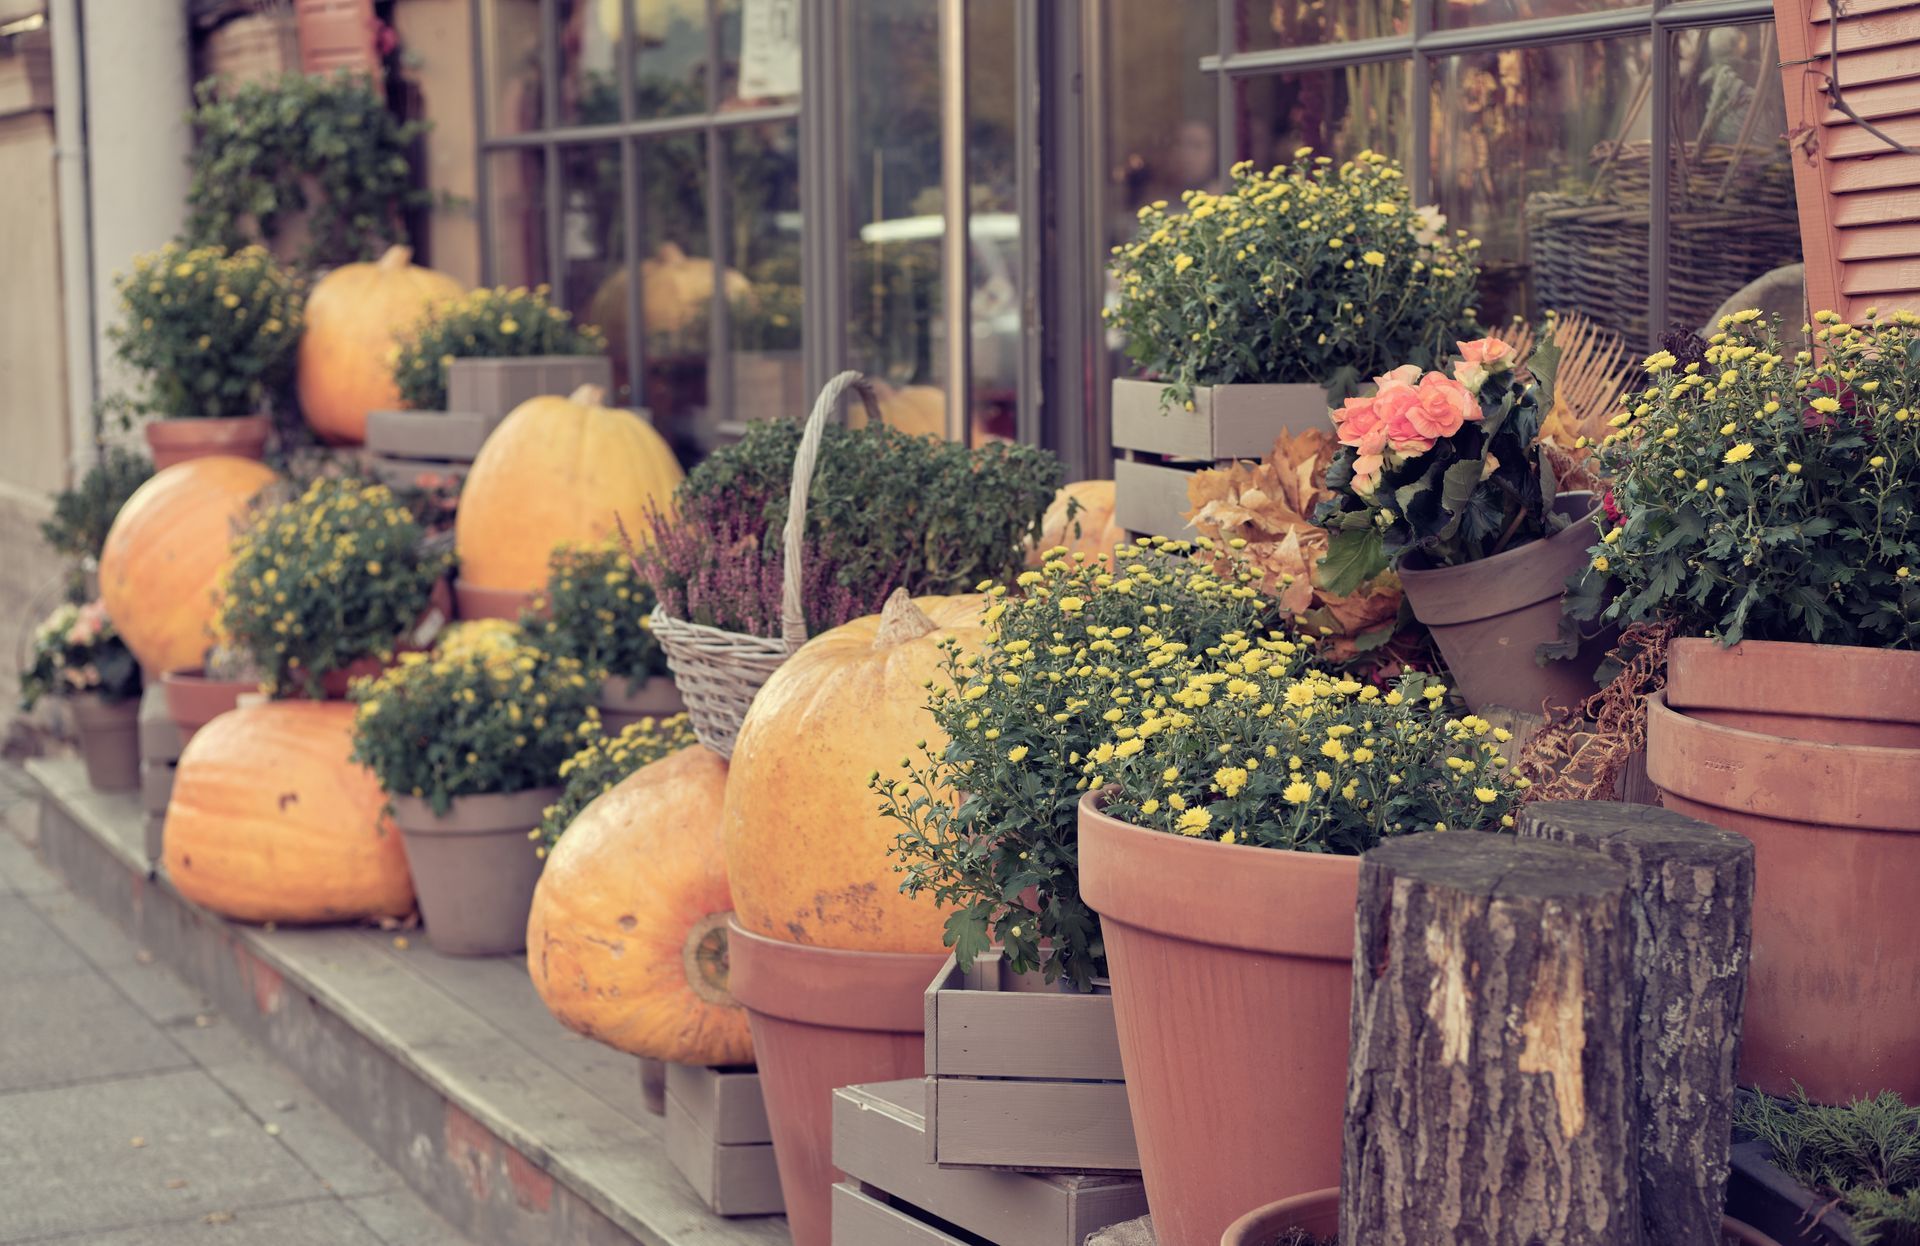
[648,370,884,759]
[1524,141,1801,342]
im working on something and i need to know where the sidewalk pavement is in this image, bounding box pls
[0,762,477,1246]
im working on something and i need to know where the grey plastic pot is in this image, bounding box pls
[389,788,556,957]
[69,694,140,792]
[597,675,686,734]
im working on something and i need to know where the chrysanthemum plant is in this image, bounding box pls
[1315,336,1568,594]
[523,542,667,691]
[533,714,698,853]
[19,601,140,710]
[1568,310,1920,649]
[1105,150,1482,409]
[391,285,603,412]
[221,477,452,698]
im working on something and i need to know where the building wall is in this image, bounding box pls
[396,0,482,285]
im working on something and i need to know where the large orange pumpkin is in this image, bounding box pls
[297,244,464,444]
[723,591,984,953]
[525,746,750,1064]
[98,455,277,674]
[163,701,414,924]
[1028,480,1126,568]
[454,384,684,593]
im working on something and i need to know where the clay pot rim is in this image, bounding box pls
[1666,636,1920,727]
[596,673,684,713]
[389,786,559,835]
[1396,492,1600,623]
[1077,791,1360,960]
[160,668,264,692]
[1646,692,1920,832]
[451,578,540,621]
[143,412,271,431]
[1221,1188,1340,1246]
[727,917,946,1033]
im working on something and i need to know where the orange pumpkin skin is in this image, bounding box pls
[1028,480,1127,568]
[723,593,984,953]
[297,245,464,444]
[163,701,414,924]
[526,746,750,1064]
[98,456,278,674]
[454,385,684,593]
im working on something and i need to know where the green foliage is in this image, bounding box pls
[185,72,431,268]
[877,540,1275,989]
[1738,1089,1920,1245]
[220,478,451,697]
[533,715,699,851]
[392,285,604,411]
[19,601,140,710]
[349,624,599,813]
[522,542,666,686]
[41,446,153,563]
[1105,151,1482,408]
[1574,312,1920,649]
[111,243,303,420]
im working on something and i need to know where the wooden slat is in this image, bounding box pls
[928,1082,1139,1171]
[1821,79,1920,125]
[1823,113,1920,158]
[1836,220,1920,259]
[1831,185,1920,227]
[1807,8,1920,53]
[930,992,1123,1082]
[1813,0,1920,24]
[1827,151,1920,193]
[833,1184,970,1246]
[1841,255,1920,291]
[1825,43,1920,88]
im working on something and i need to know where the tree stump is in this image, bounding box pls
[1520,801,1754,1246]
[1342,831,1641,1245]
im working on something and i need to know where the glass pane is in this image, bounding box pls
[488,149,549,289]
[483,0,544,137]
[969,0,1019,447]
[557,141,628,392]
[721,0,802,109]
[559,0,624,128]
[1232,62,1412,170]
[1431,36,1651,344]
[1435,0,1639,30]
[726,125,805,423]
[1108,0,1220,230]
[1236,0,1409,51]
[1667,23,1802,339]
[632,0,713,116]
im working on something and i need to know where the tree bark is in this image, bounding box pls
[1520,801,1754,1246]
[1342,831,1641,1246]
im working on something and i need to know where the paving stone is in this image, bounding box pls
[23,1198,388,1245]
[0,828,57,895]
[198,1056,401,1199]
[344,1190,482,1246]
[23,884,148,967]
[0,1069,330,1242]
[0,973,192,1092]
[0,895,90,983]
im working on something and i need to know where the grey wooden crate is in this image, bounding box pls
[145,812,165,867]
[1112,458,1202,542]
[138,684,181,764]
[447,355,612,421]
[924,951,1136,1171]
[834,1080,1148,1246]
[832,1183,967,1246]
[362,454,473,493]
[665,1063,771,1144]
[1111,378,1329,461]
[663,1066,783,1216]
[365,409,493,461]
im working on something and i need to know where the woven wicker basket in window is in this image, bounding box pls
[645,370,884,759]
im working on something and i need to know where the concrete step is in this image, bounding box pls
[27,756,790,1246]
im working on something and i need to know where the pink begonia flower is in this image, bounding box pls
[1351,453,1385,497]
[1452,337,1516,393]
[1332,395,1388,455]
[65,601,107,648]
[1374,364,1422,393]
[1402,371,1480,442]
[1374,382,1436,455]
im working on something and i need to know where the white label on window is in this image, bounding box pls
[738,0,800,101]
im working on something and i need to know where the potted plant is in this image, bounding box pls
[111,242,303,468]
[40,446,153,601]
[1573,310,1920,1104]
[1104,150,1481,461]
[1314,332,1611,716]
[1078,662,1522,1246]
[349,625,597,955]
[1731,1088,1916,1245]
[20,601,143,791]
[388,284,608,436]
[160,644,265,746]
[219,476,452,699]
[522,541,681,730]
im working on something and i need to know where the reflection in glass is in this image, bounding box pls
[967,0,1019,447]
[727,125,805,423]
[557,142,626,394]
[720,0,802,110]
[483,0,544,136]
[1233,63,1410,170]
[1434,0,1638,30]
[1107,0,1220,244]
[1432,37,1651,343]
[558,0,620,128]
[632,0,713,115]
[488,149,548,289]
[1236,0,1409,51]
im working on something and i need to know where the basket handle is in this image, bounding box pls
[781,370,882,652]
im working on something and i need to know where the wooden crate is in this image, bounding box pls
[446,356,612,421]
[363,410,487,494]
[923,951,1136,1171]
[663,1064,782,1216]
[833,1080,1147,1246]
[1111,458,1202,542]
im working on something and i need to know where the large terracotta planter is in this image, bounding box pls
[160,669,261,744]
[389,788,555,957]
[596,674,684,733]
[1397,492,1611,717]
[69,694,140,791]
[727,920,945,1246]
[1220,1191,1783,1246]
[1645,689,1920,1102]
[1667,637,1920,748]
[144,415,271,470]
[1078,793,1358,1246]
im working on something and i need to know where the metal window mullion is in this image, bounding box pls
[938,0,970,443]
[1649,0,1672,348]
[798,0,847,403]
[1216,0,1233,173]
[540,0,563,294]
[1014,0,1042,447]
[474,104,800,150]
[619,0,642,407]
[704,0,732,437]
[1410,0,1432,202]
[1082,0,1110,477]
[471,0,493,284]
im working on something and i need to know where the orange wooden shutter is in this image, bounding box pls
[1776,0,1920,319]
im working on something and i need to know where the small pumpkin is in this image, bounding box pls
[454,383,684,593]
[587,242,752,345]
[297,244,464,444]
[1028,480,1127,568]
[163,701,414,924]
[850,380,948,439]
[525,746,750,1064]
[99,456,278,674]
[723,591,984,953]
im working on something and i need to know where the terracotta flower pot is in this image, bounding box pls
[1667,637,1920,747]
[1397,492,1612,717]
[160,669,261,745]
[144,415,271,470]
[1645,689,1920,1102]
[69,694,140,792]
[303,579,454,699]
[452,578,537,621]
[596,674,685,733]
[1078,793,1358,1246]
[1219,1192,1783,1246]
[389,788,555,957]
[727,920,945,1246]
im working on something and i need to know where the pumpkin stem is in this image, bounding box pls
[568,383,606,407]
[682,911,736,1006]
[376,245,414,270]
[872,588,939,649]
